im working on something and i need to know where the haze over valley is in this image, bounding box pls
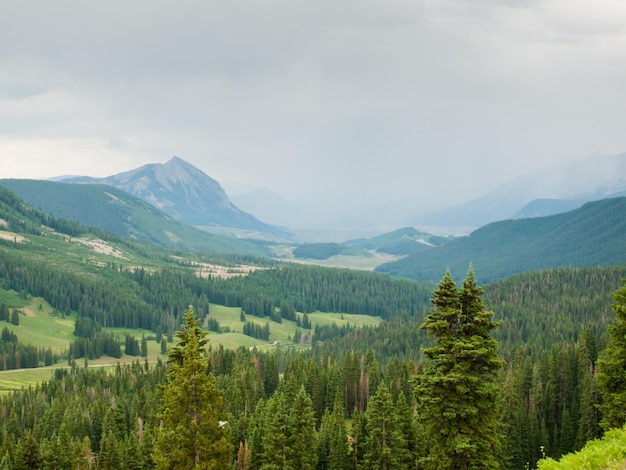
[2,1,626,468]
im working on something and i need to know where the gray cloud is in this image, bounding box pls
[1,0,625,212]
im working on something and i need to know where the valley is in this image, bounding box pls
[1,157,626,469]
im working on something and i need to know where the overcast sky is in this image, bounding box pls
[1,0,626,212]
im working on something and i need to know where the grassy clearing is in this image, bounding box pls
[3,297,75,353]
[208,332,269,350]
[205,303,382,349]
[0,289,29,308]
[307,311,382,329]
[1,297,382,391]
[0,367,57,393]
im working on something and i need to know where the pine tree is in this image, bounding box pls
[287,386,318,470]
[97,430,122,470]
[13,431,42,470]
[394,391,416,468]
[416,267,504,470]
[141,334,148,358]
[153,306,233,469]
[261,391,290,469]
[597,278,626,430]
[327,392,351,470]
[362,382,406,470]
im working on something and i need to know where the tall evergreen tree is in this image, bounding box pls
[261,391,290,469]
[327,392,351,470]
[13,431,42,470]
[153,306,233,469]
[362,382,407,470]
[287,386,318,470]
[416,267,504,469]
[597,278,626,430]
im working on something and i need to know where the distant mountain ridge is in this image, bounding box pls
[230,188,311,227]
[406,152,626,229]
[346,226,452,256]
[376,196,626,283]
[0,179,272,256]
[229,152,626,238]
[57,156,289,240]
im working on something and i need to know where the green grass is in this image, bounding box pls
[205,303,382,349]
[0,367,57,393]
[0,289,29,308]
[3,297,75,353]
[307,311,382,329]
[1,296,382,391]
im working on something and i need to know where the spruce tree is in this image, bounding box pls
[597,278,626,430]
[153,306,233,469]
[13,431,42,470]
[416,267,504,470]
[261,391,290,469]
[287,386,318,470]
[327,392,351,470]
[362,382,407,470]
[97,430,122,470]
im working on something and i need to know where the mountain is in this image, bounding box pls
[511,198,587,219]
[346,226,452,256]
[376,196,626,283]
[0,179,273,257]
[230,188,311,227]
[405,152,626,229]
[57,156,290,240]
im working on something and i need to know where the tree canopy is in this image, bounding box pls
[416,267,504,469]
[154,306,233,469]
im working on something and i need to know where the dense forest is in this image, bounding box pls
[1,264,625,468]
[2,185,626,468]
[377,196,626,283]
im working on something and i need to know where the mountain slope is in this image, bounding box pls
[346,226,451,256]
[403,152,626,229]
[376,196,626,283]
[58,156,288,239]
[0,179,272,256]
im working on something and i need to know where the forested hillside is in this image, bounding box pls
[2,180,626,469]
[1,269,624,468]
[346,226,451,256]
[0,180,272,256]
[377,197,626,282]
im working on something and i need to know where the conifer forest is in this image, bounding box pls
[1,230,626,468]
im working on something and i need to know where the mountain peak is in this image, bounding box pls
[57,157,288,238]
[162,156,197,172]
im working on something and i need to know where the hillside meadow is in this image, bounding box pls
[0,288,382,392]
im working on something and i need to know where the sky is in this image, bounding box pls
[1,0,626,213]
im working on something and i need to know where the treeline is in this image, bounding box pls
[0,362,164,468]
[0,327,56,371]
[0,184,123,241]
[0,304,20,325]
[204,264,433,319]
[0,335,606,469]
[376,196,626,283]
[68,332,122,360]
[293,242,351,260]
[242,321,270,340]
[0,249,433,339]
[484,266,621,359]
[307,266,626,366]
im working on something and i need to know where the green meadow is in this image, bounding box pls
[1,290,382,391]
